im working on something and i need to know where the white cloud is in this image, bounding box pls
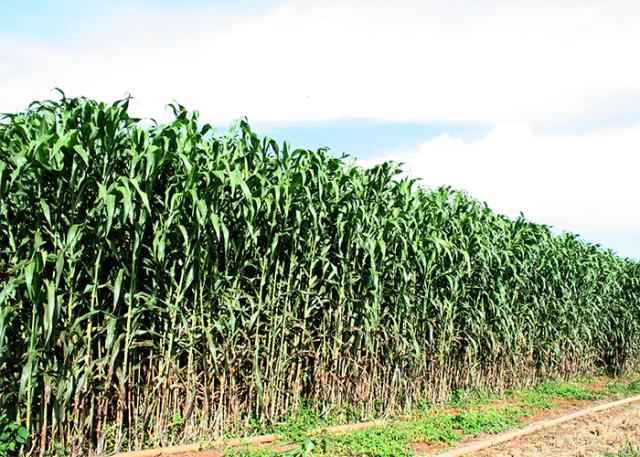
[360,123,640,234]
[2,0,640,125]
[2,0,639,255]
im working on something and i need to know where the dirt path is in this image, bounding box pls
[470,403,640,457]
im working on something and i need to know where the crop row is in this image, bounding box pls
[1,95,638,455]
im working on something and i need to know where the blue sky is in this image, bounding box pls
[2,0,639,259]
[252,120,489,160]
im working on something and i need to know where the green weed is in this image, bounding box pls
[514,379,601,409]
[605,442,640,457]
[276,409,338,442]
[0,415,28,457]
[329,425,413,457]
[322,406,530,456]
[605,380,640,396]
[450,388,499,408]
[534,380,601,400]
[225,445,283,457]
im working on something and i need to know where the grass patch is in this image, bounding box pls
[323,405,530,456]
[534,380,602,400]
[514,379,602,409]
[516,391,557,409]
[451,407,527,434]
[605,442,640,457]
[225,446,283,457]
[449,387,501,408]
[274,404,343,442]
[330,425,413,457]
[604,380,640,396]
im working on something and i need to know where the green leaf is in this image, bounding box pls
[16,426,28,444]
[40,200,51,225]
[44,279,57,343]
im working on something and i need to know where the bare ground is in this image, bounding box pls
[469,402,640,457]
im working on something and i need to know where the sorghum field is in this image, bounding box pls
[1,95,639,455]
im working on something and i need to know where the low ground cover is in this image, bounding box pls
[607,444,640,457]
[216,374,640,456]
